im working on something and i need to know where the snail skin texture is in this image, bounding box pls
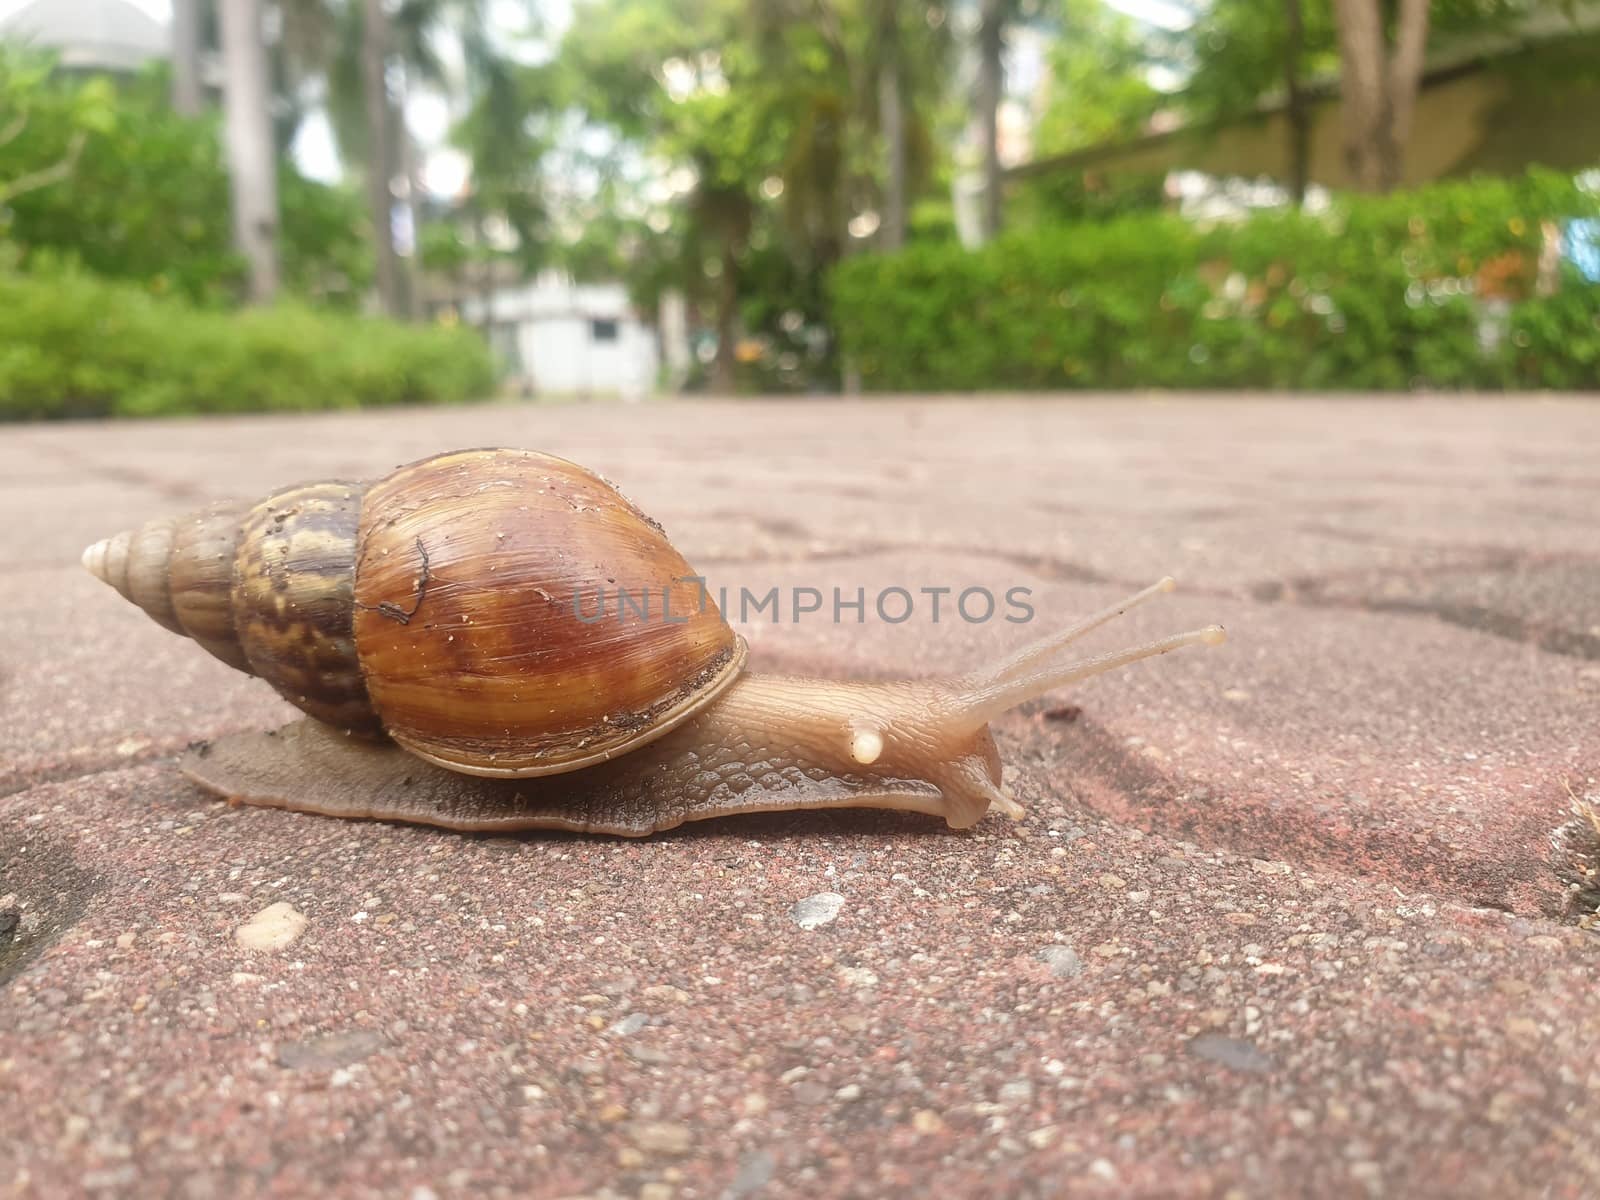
[82,448,1226,836]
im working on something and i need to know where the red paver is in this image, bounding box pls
[2,396,1597,1199]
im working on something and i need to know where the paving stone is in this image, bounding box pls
[2,396,1597,1198]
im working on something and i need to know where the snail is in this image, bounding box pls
[81,448,1225,836]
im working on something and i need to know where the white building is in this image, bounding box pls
[460,271,675,400]
[0,0,168,73]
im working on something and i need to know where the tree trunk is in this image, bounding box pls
[976,0,1007,241]
[1283,0,1310,205]
[362,0,404,317]
[170,0,204,116]
[476,209,496,335]
[399,64,426,321]
[1386,0,1431,173]
[712,238,739,394]
[217,0,279,303]
[878,9,907,251]
[1331,0,1431,192]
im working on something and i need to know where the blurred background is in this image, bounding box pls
[1,0,1597,419]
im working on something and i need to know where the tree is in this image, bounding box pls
[750,2,948,256]
[1033,0,1162,157]
[556,1,949,389]
[1,47,368,303]
[277,0,541,320]
[171,0,205,116]
[976,0,1014,240]
[1179,0,1538,196]
[1329,0,1428,191]
[0,49,109,209]
[1283,0,1310,204]
[443,20,551,329]
[360,0,404,314]
[873,0,908,249]
[558,0,774,390]
[1172,0,1337,201]
[218,0,281,302]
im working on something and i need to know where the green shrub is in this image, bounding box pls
[0,264,497,420]
[0,46,372,306]
[830,170,1600,391]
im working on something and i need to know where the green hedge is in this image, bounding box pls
[831,171,1600,391]
[0,264,498,420]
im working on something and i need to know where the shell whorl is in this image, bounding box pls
[230,482,381,732]
[83,483,381,733]
[85,500,251,671]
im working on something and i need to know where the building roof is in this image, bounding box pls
[0,0,168,73]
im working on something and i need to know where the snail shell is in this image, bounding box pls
[83,449,746,777]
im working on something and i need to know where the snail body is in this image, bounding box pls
[84,448,1224,836]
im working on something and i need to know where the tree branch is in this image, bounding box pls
[0,109,27,150]
[0,128,86,207]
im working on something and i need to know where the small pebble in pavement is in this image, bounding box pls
[790,892,845,930]
[1038,944,1084,978]
[235,901,308,952]
[1187,1033,1274,1074]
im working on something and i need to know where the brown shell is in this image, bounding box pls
[230,482,381,733]
[83,447,746,777]
[85,486,378,730]
[351,448,746,777]
[86,500,252,671]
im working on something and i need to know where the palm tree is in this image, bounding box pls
[1283,0,1310,205]
[872,0,906,249]
[360,0,404,315]
[278,0,537,320]
[218,0,280,302]
[753,2,947,261]
[171,0,204,116]
[976,0,1015,241]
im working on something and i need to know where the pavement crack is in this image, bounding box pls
[24,441,208,503]
[1015,711,1568,915]
[1551,784,1600,929]
[1246,550,1600,661]
[0,830,104,987]
[1364,599,1600,661]
[0,744,183,800]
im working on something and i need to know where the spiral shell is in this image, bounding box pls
[83,449,747,777]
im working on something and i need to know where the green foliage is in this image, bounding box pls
[1508,281,1600,389]
[557,0,955,370]
[450,56,556,272]
[1173,0,1529,127]
[830,170,1600,391]
[1174,0,1335,125]
[1010,169,1170,226]
[1033,0,1163,157]
[0,262,496,421]
[732,237,839,391]
[279,169,375,305]
[908,196,960,243]
[0,47,370,304]
[419,220,474,275]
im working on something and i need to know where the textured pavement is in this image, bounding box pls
[2,396,1598,1198]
